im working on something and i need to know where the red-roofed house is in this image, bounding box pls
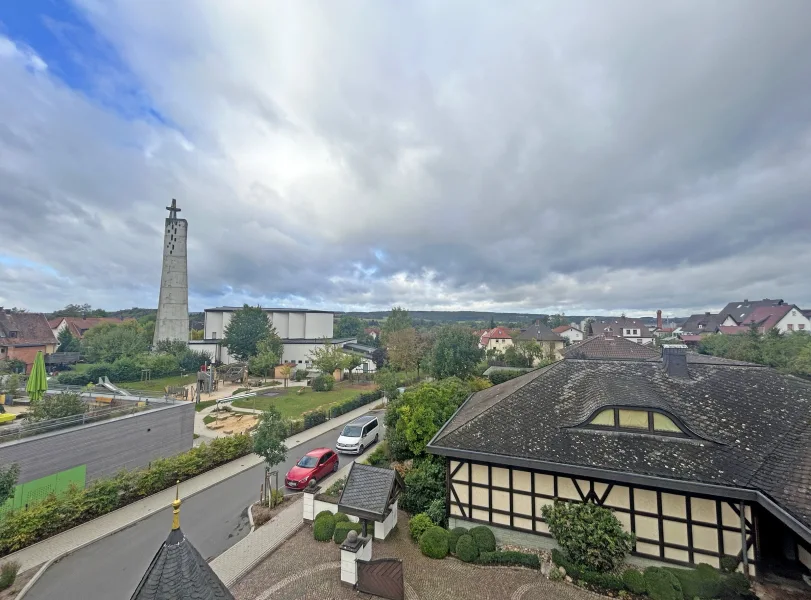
[738,304,810,334]
[363,327,381,341]
[1,310,58,373]
[552,325,584,343]
[49,317,134,340]
[479,327,513,352]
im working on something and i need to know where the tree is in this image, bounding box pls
[253,406,288,504]
[309,341,347,375]
[335,315,365,339]
[489,317,496,329]
[388,328,420,373]
[50,304,103,318]
[375,369,399,399]
[382,307,412,344]
[222,305,272,362]
[154,339,189,355]
[190,329,204,340]
[57,329,81,353]
[278,364,292,388]
[28,391,86,422]
[0,464,20,505]
[548,313,568,328]
[344,354,363,381]
[429,325,483,380]
[371,347,388,369]
[248,341,278,380]
[585,320,594,336]
[81,321,148,363]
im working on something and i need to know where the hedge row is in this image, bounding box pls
[0,434,253,554]
[551,549,752,600]
[488,370,527,385]
[478,550,540,569]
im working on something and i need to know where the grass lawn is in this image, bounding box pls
[232,383,377,420]
[120,374,197,393]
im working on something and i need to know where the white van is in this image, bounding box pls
[336,415,379,454]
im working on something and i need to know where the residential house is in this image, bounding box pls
[479,327,514,353]
[563,334,660,360]
[740,304,810,335]
[589,316,654,345]
[720,298,786,325]
[679,312,738,335]
[552,325,584,344]
[49,316,133,340]
[428,346,811,576]
[363,327,380,341]
[0,310,58,373]
[515,322,565,360]
[341,342,377,374]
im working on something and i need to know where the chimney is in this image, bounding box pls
[657,310,662,329]
[705,312,711,316]
[744,299,749,304]
[662,344,689,378]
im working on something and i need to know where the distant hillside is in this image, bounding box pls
[47,306,204,330]
[344,310,553,324]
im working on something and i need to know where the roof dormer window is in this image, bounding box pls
[582,407,688,437]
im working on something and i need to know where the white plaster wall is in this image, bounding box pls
[374,500,398,540]
[204,312,225,339]
[305,312,334,339]
[775,309,811,334]
[269,312,290,338]
[288,312,306,338]
[560,329,583,342]
[312,498,360,523]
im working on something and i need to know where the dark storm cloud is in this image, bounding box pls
[1,0,811,313]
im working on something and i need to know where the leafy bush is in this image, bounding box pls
[551,549,583,579]
[578,569,626,592]
[177,349,211,373]
[401,458,445,514]
[366,441,390,467]
[469,526,496,553]
[541,500,634,572]
[312,374,335,392]
[85,364,113,383]
[468,377,492,391]
[268,488,284,508]
[448,527,467,554]
[328,389,384,418]
[722,572,753,599]
[409,513,434,542]
[477,550,539,569]
[667,564,721,599]
[110,357,141,382]
[333,521,362,544]
[455,534,479,562]
[488,370,526,385]
[425,498,445,526]
[644,567,683,600]
[0,434,253,554]
[719,555,738,573]
[315,510,334,521]
[313,514,336,541]
[419,526,449,559]
[303,409,327,429]
[0,560,20,590]
[333,512,349,523]
[622,569,646,594]
[549,567,564,581]
[57,371,91,386]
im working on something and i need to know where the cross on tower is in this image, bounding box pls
[166,199,181,219]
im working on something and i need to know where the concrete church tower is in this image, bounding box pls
[153,199,189,345]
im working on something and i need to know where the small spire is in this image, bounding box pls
[171,480,181,530]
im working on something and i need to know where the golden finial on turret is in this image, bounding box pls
[171,480,181,530]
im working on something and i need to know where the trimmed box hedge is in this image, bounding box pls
[313,514,336,541]
[419,526,449,559]
[455,534,479,563]
[469,526,496,553]
[333,521,363,544]
[477,550,539,569]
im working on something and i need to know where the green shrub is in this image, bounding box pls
[303,409,328,429]
[488,370,527,385]
[409,513,434,542]
[401,459,445,514]
[324,477,346,498]
[110,357,141,382]
[549,567,564,581]
[644,567,683,600]
[622,569,646,594]
[551,549,584,579]
[667,564,722,599]
[366,441,389,467]
[0,561,20,590]
[469,526,496,552]
[57,371,91,386]
[477,550,539,569]
[333,512,350,523]
[541,500,634,572]
[0,434,254,554]
[425,498,445,527]
[333,521,362,544]
[448,527,468,554]
[719,555,738,573]
[85,363,113,383]
[455,534,479,562]
[315,510,334,521]
[579,569,625,592]
[313,514,335,541]
[328,389,384,417]
[419,526,449,559]
[312,374,335,392]
[720,572,753,599]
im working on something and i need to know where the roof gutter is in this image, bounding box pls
[426,445,811,546]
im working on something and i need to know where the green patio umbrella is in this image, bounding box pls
[26,351,48,402]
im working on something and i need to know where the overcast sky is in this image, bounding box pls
[1,1,810,317]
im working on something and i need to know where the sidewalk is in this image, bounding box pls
[5,398,384,574]
[211,461,353,587]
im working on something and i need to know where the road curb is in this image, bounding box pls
[12,400,383,596]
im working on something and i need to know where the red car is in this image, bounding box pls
[285,448,339,490]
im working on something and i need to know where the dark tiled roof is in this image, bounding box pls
[563,335,659,360]
[338,463,404,521]
[131,528,234,600]
[0,312,57,346]
[720,298,784,324]
[740,304,794,331]
[516,323,563,342]
[589,316,653,338]
[680,313,728,334]
[430,358,811,535]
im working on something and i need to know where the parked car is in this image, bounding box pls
[285,448,339,489]
[336,415,379,454]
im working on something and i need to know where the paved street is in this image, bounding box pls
[25,411,384,600]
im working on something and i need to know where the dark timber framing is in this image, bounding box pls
[445,456,756,569]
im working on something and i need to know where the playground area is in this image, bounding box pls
[204,410,259,435]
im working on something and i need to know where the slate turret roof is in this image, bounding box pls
[131,490,234,600]
[428,357,811,543]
